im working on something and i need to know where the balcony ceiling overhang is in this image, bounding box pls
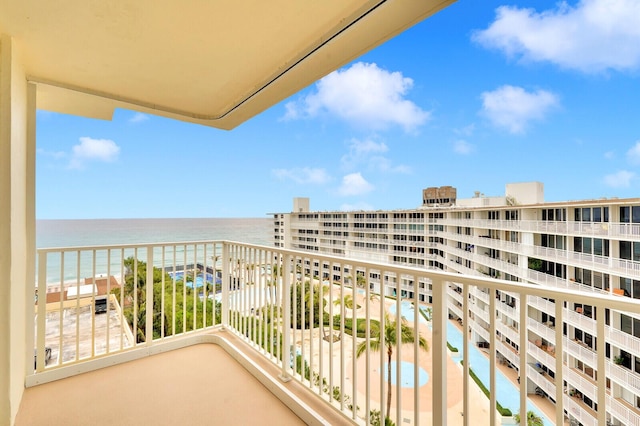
[0,0,454,129]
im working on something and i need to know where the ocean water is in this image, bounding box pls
[36,218,272,283]
[37,218,272,248]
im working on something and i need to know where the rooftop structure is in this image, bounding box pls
[422,186,457,207]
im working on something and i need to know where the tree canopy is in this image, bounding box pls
[113,257,220,343]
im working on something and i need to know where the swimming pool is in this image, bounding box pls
[446,322,553,424]
[388,301,428,325]
[382,360,429,388]
[170,272,218,289]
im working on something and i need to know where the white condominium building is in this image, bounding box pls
[273,182,640,425]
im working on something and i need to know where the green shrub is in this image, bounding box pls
[326,315,379,338]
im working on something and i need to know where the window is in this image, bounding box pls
[575,237,609,256]
[594,239,603,256]
[593,207,602,222]
[621,206,640,223]
[575,207,609,222]
[621,206,630,223]
[505,210,518,220]
[621,241,632,260]
[623,241,640,262]
[621,278,633,297]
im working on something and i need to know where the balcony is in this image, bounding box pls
[22,241,640,425]
[18,335,333,425]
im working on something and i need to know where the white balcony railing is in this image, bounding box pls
[527,317,556,343]
[437,218,640,241]
[32,241,640,426]
[563,394,598,426]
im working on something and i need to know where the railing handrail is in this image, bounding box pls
[33,240,640,426]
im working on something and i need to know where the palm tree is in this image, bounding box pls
[514,410,544,426]
[355,314,428,417]
[356,273,367,288]
[334,294,358,311]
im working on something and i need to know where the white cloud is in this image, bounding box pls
[626,141,640,165]
[473,1,640,73]
[272,167,330,185]
[129,112,149,123]
[37,148,66,160]
[348,138,388,156]
[337,173,374,196]
[341,138,387,169]
[604,170,635,188]
[282,103,300,121]
[453,140,474,155]
[341,137,410,174]
[69,137,120,169]
[480,85,559,134]
[454,124,476,137]
[283,62,430,132]
[368,157,412,174]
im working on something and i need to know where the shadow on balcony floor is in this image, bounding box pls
[16,340,312,426]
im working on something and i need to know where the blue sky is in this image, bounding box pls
[36,0,640,219]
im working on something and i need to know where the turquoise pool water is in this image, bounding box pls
[388,301,428,325]
[446,322,553,424]
[170,271,218,289]
[382,360,429,388]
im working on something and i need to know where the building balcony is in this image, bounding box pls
[437,218,640,241]
[22,241,640,425]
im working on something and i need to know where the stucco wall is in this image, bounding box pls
[0,34,30,426]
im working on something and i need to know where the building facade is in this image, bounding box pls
[273,182,640,425]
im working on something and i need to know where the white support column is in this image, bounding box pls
[24,82,36,380]
[555,298,565,426]
[145,247,154,345]
[280,254,292,382]
[0,33,30,426]
[463,284,469,426]
[431,278,447,425]
[519,293,528,424]
[597,307,606,426]
[221,243,230,328]
[489,291,496,426]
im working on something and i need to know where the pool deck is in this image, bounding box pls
[298,284,566,425]
[290,285,503,425]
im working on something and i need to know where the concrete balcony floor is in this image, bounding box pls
[16,332,348,426]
